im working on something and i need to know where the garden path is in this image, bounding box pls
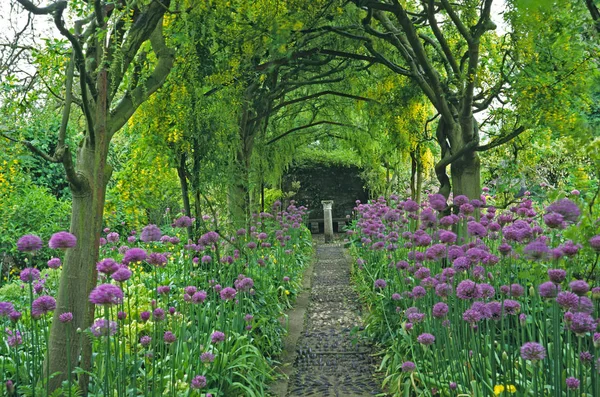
[285,237,381,397]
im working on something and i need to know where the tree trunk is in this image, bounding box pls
[229,146,251,228]
[416,152,423,204]
[47,143,110,392]
[176,153,193,240]
[410,151,417,200]
[450,150,481,200]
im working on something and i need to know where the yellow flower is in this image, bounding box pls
[284,290,290,295]
[494,385,516,395]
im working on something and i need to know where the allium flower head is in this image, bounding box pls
[122,248,147,264]
[432,302,449,318]
[565,377,580,390]
[17,234,43,252]
[140,224,162,242]
[140,336,152,346]
[569,280,589,296]
[147,253,168,267]
[31,295,56,317]
[428,194,447,211]
[48,231,77,249]
[546,199,580,224]
[589,235,600,252]
[201,351,215,363]
[199,231,219,245]
[548,269,566,283]
[89,284,124,306]
[417,333,435,345]
[569,312,596,335]
[520,342,546,361]
[538,281,559,298]
[374,279,387,289]
[47,257,61,269]
[523,240,550,260]
[192,291,207,304]
[401,361,416,372]
[220,287,237,301]
[59,312,73,323]
[97,258,119,275]
[211,331,225,343]
[556,291,579,311]
[163,331,177,344]
[456,280,481,300]
[190,375,207,389]
[0,302,15,317]
[111,266,132,282]
[20,267,40,283]
[90,318,117,337]
[173,216,193,228]
[106,232,120,243]
[503,299,521,315]
[153,308,166,321]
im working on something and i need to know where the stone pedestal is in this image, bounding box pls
[322,200,334,243]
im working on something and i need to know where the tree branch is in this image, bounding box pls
[108,19,175,137]
[266,121,357,145]
[269,90,375,115]
[475,126,526,152]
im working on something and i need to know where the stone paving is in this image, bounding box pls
[286,239,381,397]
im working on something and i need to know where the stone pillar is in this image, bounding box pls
[322,200,334,243]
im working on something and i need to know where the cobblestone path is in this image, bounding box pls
[286,241,381,397]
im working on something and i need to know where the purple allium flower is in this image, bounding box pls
[546,199,580,224]
[89,284,124,306]
[593,287,600,299]
[508,283,524,298]
[565,377,580,390]
[454,195,469,206]
[47,258,61,269]
[163,331,176,344]
[140,336,152,346]
[90,318,117,337]
[97,258,119,275]
[523,240,550,260]
[432,302,449,318]
[140,311,151,322]
[20,267,40,283]
[0,302,15,317]
[543,212,565,229]
[453,257,471,272]
[449,382,457,390]
[117,311,127,320]
[211,331,225,344]
[580,351,593,364]
[157,285,171,295]
[118,245,129,255]
[140,224,162,242]
[462,309,482,324]
[374,279,387,289]
[589,235,600,252]
[391,293,401,301]
[467,221,487,237]
[147,253,168,267]
[200,231,219,245]
[244,314,254,322]
[48,231,77,249]
[569,312,596,335]
[127,236,137,244]
[173,216,193,228]
[503,299,521,315]
[435,283,453,298]
[59,312,73,323]
[190,375,207,389]
[106,232,119,243]
[569,280,589,296]
[201,255,212,264]
[417,333,435,345]
[111,266,132,282]
[404,199,419,212]
[6,329,22,347]
[538,282,559,298]
[556,291,579,310]
[122,248,147,264]
[17,234,43,252]
[548,269,566,284]
[401,361,416,372]
[220,287,237,301]
[561,240,581,257]
[153,308,166,321]
[99,237,107,246]
[247,242,257,249]
[456,280,481,300]
[201,351,215,363]
[520,342,546,361]
[8,311,20,322]
[478,283,495,299]
[192,291,207,304]
[429,194,447,211]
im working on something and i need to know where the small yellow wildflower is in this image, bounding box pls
[494,384,516,395]
[285,290,290,296]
